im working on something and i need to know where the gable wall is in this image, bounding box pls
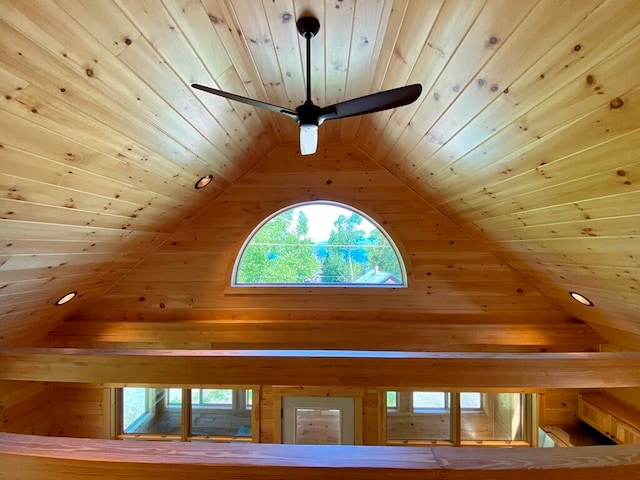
[52,144,597,352]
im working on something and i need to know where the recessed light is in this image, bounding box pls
[55,291,77,306]
[570,291,593,306]
[195,175,213,189]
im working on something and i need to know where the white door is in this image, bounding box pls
[282,396,355,445]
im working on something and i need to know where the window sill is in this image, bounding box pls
[224,285,406,295]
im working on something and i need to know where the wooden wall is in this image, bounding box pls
[55,144,599,354]
[51,385,111,439]
[0,381,50,436]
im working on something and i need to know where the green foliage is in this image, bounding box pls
[321,213,367,282]
[236,209,320,283]
[236,205,404,285]
[364,229,402,277]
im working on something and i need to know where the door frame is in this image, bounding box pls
[272,386,364,444]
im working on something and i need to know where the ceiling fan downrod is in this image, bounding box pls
[191,15,421,156]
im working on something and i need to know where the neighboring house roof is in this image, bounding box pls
[354,267,401,284]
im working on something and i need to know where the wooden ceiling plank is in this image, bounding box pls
[495,244,640,269]
[417,0,639,189]
[0,218,168,245]
[2,86,218,199]
[0,16,235,187]
[422,2,640,196]
[0,108,209,209]
[115,36,247,175]
[215,65,278,155]
[0,281,119,310]
[484,235,639,255]
[507,262,640,298]
[0,271,127,298]
[434,85,640,217]
[317,0,353,142]
[0,2,240,183]
[360,0,447,157]
[161,0,233,79]
[440,143,640,242]
[261,0,306,104]
[0,172,172,221]
[0,252,142,276]
[0,238,157,256]
[339,0,391,143]
[0,199,149,234]
[471,192,640,235]
[395,0,602,179]
[470,214,640,244]
[52,0,141,57]
[356,0,408,148]
[199,0,282,145]
[227,1,300,141]
[373,0,536,170]
[0,144,203,213]
[115,0,259,171]
[443,135,640,224]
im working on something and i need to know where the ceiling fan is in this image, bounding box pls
[192,16,422,155]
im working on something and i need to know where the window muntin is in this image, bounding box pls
[387,391,451,442]
[385,391,529,445]
[461,393,524,442]
[233,202,406,286]
[120,388,254,442]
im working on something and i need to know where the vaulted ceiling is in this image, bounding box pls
[1,0,639,348]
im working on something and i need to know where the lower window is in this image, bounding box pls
[385,390,530,446]
[118,387,255,442]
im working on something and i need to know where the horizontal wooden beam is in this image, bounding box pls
[48,319,601,352]
[2,433,640,479]
[2,348,640,388]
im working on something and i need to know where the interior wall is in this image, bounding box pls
[539,391,582,428]
[50,385,111,439]
[0,381,51,436]
[54,144,599,352]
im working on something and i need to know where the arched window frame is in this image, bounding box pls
[231,201,407,288]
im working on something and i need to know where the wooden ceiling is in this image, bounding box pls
[1,0,639,348]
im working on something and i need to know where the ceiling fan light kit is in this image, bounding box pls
[193,16,422,155]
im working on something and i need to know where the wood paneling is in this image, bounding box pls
[3,348,640,389]
[48,318,600,352]
[73,144,568,327]
[0,381,50,436]
[4,432,640,479]
[51,385,112,439]
[0,0,638,365]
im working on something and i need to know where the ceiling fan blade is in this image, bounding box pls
[318,83,422,122]
[192,84,299,120]
[299,124,318,155]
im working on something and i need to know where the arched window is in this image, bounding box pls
[233,201,406,286]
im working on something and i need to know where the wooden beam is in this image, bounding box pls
[2,432,640,479]
[2,348,640,388]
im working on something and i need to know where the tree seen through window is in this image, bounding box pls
[234,202,405,285]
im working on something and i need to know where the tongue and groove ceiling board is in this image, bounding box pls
[0,0,638,348]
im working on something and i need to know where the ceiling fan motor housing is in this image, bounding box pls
[296,16,320,38]
[192,14,421,155]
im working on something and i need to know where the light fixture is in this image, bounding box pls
[569,291,593,306]
[299,124,318,155]
[195,174,213,189]
[55,291,77,306]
